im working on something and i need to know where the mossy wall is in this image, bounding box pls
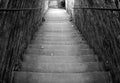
[0,0,45,83]
[74,0,120,83]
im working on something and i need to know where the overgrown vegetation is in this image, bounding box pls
[0,0,45,83]
[74,0,120,83]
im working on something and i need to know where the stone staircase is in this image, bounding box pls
[13,8,112,83]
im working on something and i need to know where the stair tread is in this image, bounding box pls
[21,62,103,73]
[26,49,94,55]
[13,71,111,83]
[24,55,97,63]
[33,36,85,42]
[13,8,110,83]
[31,40,86,45]
[29,42,88,45]
[28,45,90,51]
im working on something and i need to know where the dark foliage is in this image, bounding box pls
[74,0,120,83]
[0,0,44,83]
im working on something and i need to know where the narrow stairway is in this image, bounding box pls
[13,8,111,83]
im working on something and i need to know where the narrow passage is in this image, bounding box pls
[14,8,110,83]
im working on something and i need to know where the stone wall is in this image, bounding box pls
[74,0,120,83]
[66,0,74,18]
[0,0,45,83]
[44,0,50,14]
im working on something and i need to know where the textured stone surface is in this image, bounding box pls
[14,72,111,83]
[73,0,120,82]
[14,8,111,83]
[0,0,45,83]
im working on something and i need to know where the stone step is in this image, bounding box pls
[13,72,112,83]
[34,35,85,42]
[32,45,89,50]
[35,34,79,37]
[27,44,90,51]
[28,43,89,49]
[33,34,83,40]
[34,35,81,39]
[30,41,87,46]
[39,21,73,29]
[37,28,79,35]
[35,31,80,34]
[21,62,103,73]
[23,55,98,63]
[31,40,86,45]
[34,33,82,38]
[31,38,86,44]
[26,52,93,56]
[45,18,70,21]
[30,41,84,44]
[34,33,80,38]
[30,41,83,45]
[35,31,79,35]
[43,20,71,23]
[24,51,95,56]
[38,26,74,32]
[26,49,93,56]
[33,39,85,43]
